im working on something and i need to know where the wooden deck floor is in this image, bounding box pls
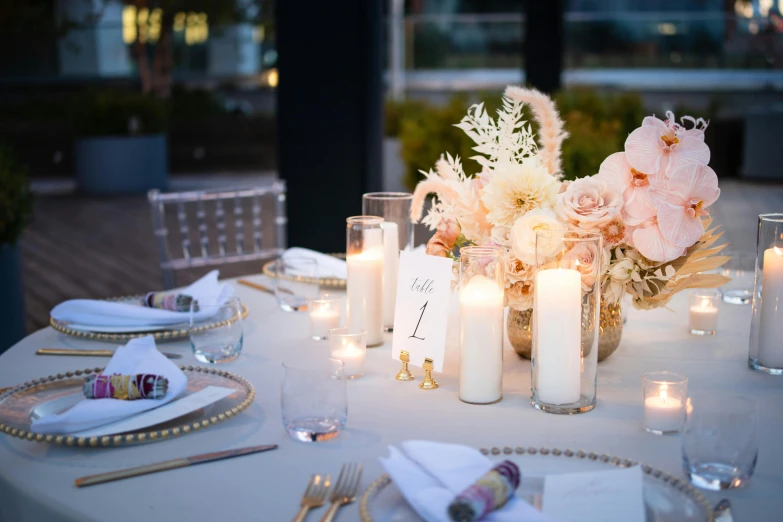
[19,178,783,334]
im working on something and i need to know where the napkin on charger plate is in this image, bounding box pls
[31,336,187,434]
[282,247,347,280]
[50,270,233,328]
[381,441,551,522]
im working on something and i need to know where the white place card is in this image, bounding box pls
[392,251,454,372]
[72,386,238,438]
[542,466,645,522]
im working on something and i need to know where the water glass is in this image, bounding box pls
[281,358,347,442]
[189,297,244,364]
[274,257,319,312]
[719,251,755,305]
[682,395,758,491]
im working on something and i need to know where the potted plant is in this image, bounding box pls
[71,90,169,194]
[0,146,33,352]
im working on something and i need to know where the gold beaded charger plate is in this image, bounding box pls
[49,296,249,343]
[262,254,346,290]
[0,366,254,447]
[360,446,714,522]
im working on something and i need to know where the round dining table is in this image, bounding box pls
[0,278,781,521]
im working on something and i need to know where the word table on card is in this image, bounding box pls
[391,251,454,372]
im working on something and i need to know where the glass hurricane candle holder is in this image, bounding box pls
[346,216,385,347]
[329,328,367,379]
[749,213,783,374]
[532,231,602,414]
[689,290,719,336]
[458,246,506,405]
[642,371,687,435]
[309,296,342,340]
[362,193,414,332]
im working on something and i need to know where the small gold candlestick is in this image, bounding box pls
[395,351,414,381]
[419,358,438,390]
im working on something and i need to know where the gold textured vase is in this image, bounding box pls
[507,300,623,362]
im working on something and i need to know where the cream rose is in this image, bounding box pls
[561,241,608,290]
[509,209,566,265]
[557,177,623,230]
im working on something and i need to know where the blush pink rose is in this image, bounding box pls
[556,177,623,230]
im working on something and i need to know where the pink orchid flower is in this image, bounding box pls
[596,152,656,226]
[632,219,686,263]
[624,111,710,177]
[649,163,720,248]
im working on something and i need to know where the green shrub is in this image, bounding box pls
[70,90,169,137]
[395,88,645,188]
[0,146,33,246]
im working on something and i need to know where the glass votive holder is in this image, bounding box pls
[682,395,758,490]
[328,328,367,379]
[308,296,342,340]
[642,371,687,435]
[688,290,719,335]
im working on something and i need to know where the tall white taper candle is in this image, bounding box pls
[758,247,783,367]
[459,275,505,404]
[534,268,582,405]
[347,229,384,346]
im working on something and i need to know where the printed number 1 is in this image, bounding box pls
[409,301,427,340]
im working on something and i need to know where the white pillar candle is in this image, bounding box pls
[535,268,582,405]
[309,307,341,340]
[331,341,366,378]
[381,222,400,329]
[459,275,505,404]
[689,298,718,333]
[643,388,684,433]
[758,247,783,367]
[347,240,384,347]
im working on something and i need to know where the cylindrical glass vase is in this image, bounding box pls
[346,216,385,347]
[532,231,602,414]
[459,245,505,405]
[749,213,783,374]
[362,192,414,332]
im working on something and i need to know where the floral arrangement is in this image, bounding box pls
[411,86,729,311]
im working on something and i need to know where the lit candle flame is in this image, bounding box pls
[700,298,710,310]
[775,246,783,257]
[660,385,668,403]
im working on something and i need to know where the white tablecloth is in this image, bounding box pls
[0,279,781,521]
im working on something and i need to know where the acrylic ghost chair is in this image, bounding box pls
[147,182,287,289]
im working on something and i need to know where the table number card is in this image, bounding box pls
[392,251,454,372]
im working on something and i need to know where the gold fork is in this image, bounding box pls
[319,463,363,522]
[292,474,331,522]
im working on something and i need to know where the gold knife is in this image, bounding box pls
[75,444,278,487]
[36,348,182,359]
[237,279,294,295]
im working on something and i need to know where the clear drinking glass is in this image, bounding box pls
[189,297,244,364]
[532,231,602,414]
[749,214,783,374]
[642,371,687,435]
[274,257,319,312]
[281,358,347,442]
[682,395,758,490]
[688,290,720,336]
[719,251,755,305]
[459,246,505,405]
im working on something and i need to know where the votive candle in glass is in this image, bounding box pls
[642,371,687,435]
[309,296,342,340]
[329,328,367,379]
[459,246,505,405]
[346,216,385,347]
[689,290,719,336]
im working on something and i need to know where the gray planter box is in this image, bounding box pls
[75,134,168,194]
[0,244,25,353]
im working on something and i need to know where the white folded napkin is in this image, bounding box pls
[380,441,550,522]
[50,270,233,328]
[283,247,347,279]
[31,336,187,434]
